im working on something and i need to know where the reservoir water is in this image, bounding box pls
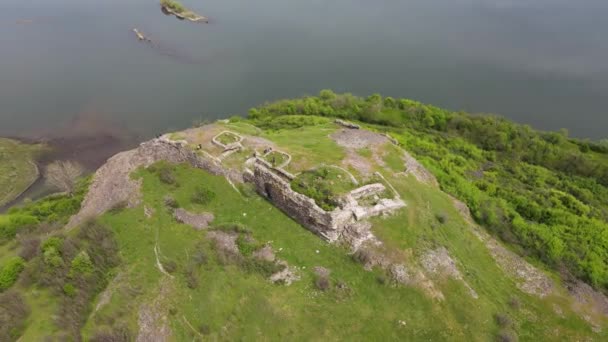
[1,0,607,139]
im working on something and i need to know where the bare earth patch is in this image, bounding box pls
[270,261,300,285]
[136,278,173,342]
[451,197,553,298]
[568,280,608,331]
[173,208,214,230]
[252,245,275,262]
[343,150,374,175]
[401,151,439,187]
[421,247,478,299]
[208,231,239,255]
[331,129,388,149]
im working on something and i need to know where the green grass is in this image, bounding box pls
[5,117,607,340]
[263,151,289,167]
[216,132,240,146]
[0,138,46,207]
[259,124,346,172]
[78,162,604,340]
[291,166,357,210]
[383,143,405,173]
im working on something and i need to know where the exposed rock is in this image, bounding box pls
[136,279,173,342]
[173,208,214,230]
[67,137,224,229]
[254,160,404,242]
[331,129,388,149]
[252,245,275,262]
[207,231,239,255]
[421,247,461,278]
[450,197,553,298]
[569,280,608,316]
[144,206,154,219]
[334,119,360,129]
[421,247,478,299]
[402,151,438,187]
[340,221,380,252]
[270,262,300,285]
[389,264,411,285]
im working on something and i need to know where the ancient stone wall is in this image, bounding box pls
[253,161,343,241]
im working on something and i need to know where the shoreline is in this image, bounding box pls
[0,131,138,212]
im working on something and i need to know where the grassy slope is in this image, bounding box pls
[77,122,603,340]
[2,119,605,340]
[0,138,45,207]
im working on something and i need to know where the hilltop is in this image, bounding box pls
[1,92,608,341]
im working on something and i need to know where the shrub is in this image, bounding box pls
[494,313,511,327]
[314,274,331,291]
[191,187,216,205]
[164,195,180,209]
[198,323,211,335]
[162,260,178,274]
[241,259,283,278]
[108,200,128,214]
[435,213,448,224]
[69,251,94,278]
[0,290,30,340]
[63,283,76,297]
[19,236,40,260]
[159,167,177,185]
[89,324,132,342]
[0,257,25,291]
[507,297,520,310]
[235,234,261,257]
[184,265,199,289]
[496,330,517,342]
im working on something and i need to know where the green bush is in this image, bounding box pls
[69,251,94,278]
[191,186,216,205]
[63,283,76,297]
[0,257,25,291]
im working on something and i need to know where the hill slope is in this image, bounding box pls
[1,95,608,340]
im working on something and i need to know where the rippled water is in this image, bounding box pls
[1,0,607,138]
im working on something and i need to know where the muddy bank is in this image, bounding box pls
[1,116,139,212]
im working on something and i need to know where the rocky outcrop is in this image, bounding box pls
[67,137,223,229]
[334,119,360,129]
[173,208,214,230]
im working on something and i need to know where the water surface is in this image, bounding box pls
[1,0,607,138]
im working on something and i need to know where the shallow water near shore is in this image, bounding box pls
[1,0,608,139]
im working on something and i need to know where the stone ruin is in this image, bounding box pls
[122,131,406,244]
[246,157,405,242]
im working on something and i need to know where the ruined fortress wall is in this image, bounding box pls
[253,162,345,241]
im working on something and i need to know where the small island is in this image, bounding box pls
[160,0,208,23]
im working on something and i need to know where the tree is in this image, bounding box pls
[46,161,83,195]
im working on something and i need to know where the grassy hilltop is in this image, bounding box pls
[1,92,608,340]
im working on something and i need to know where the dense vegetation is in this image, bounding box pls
[250,90,608,290]
[0,178,90,243]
